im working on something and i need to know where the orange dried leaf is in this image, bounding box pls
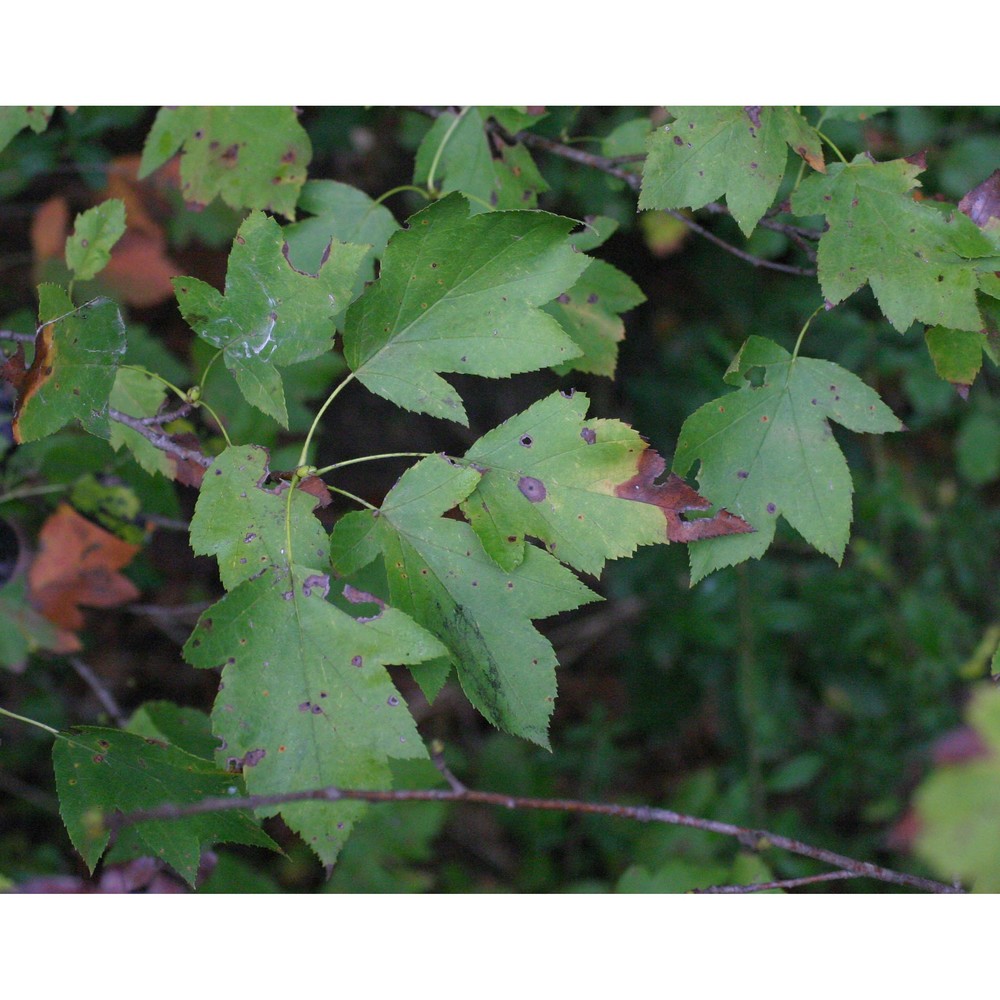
[28,504,141,637]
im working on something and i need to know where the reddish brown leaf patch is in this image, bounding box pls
[28,504,141,648]
[3,321,56,444]
[615,449,754,543]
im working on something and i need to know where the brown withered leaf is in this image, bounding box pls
[615,449,754,543]
[28,504,141,647]
[959,170,1000,229]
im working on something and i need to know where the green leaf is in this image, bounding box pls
[925,326,985,390]
[65,199,126,281]
[52,727,277,886]
[138,107,311,220]
[413,108,548,213]
[127,701,219,760]
[284,179,399,283]
[108,367,173,478]
[914,685,1000,891]
[546,257,645,377]
[792,156,997,332]
[329,454,600,746]
[640,107,824,236]
[174,211,366,425]
[342,193,586,424]
[460,390,668,574]
[672,336,903,583]
[0,578,65,671]
[189,445,330,590]
[12,288,126,443]
[182,563,445,866]
[0,106,53,153]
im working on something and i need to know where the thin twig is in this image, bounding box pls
[109,783,962,894]
[693,870,861,893]
[133,403,193,426]
[430,740,467,793]
[108,408,212,469]
[68,657,127,727]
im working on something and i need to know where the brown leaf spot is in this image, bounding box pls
[614,449,754,543]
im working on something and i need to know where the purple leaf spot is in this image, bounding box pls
[737,470,749,479]
[351,655,363,668]
[387,695,399,707]
[520,434,533,447]
[581,427,597,444]
[518,476,547,502]
[767,503,776,514]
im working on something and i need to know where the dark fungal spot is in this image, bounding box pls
[387,695,399,707]
[519,434,533,447]
[299,701,312,711]
[673,136,684,146]
[518,476,547,502]
[587,293,598,304]
[581,427,596,444]
[737,470,749,479]
[93,755,105,764]
[557,293,571,304]
[351,655,363,668]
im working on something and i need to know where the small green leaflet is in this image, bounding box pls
[672,336,903,584]
[52,727,277,887]
[182,563,445,866]
[639,107,824,236]
[413,108,549,213]
[108,367,172,477]
[0,106,53,154]
[138,107,311,220]
[792,155,1000,332]
[9,287,126,444]
[460,390,667,575]
[174,211,366,425]
[189,445,329,590]
[329,454,600,747]
[342,193,586,424]
[65,200,126,281]
[914,685,1000,892]
[925,326,985,393]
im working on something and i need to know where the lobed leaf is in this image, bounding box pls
[174,211,366,425]
[3,286,126,443]
[189,445,330,590]
[413,108,548,213]
[459,390,748,576]
[792,155,1000,332]
[182,563,444,866]
[52,727,277,886]
[138,107,311,220]
[640,106,824,236]
[330,454,600,746]
[342,193,586,424]
[672,336,903,583]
